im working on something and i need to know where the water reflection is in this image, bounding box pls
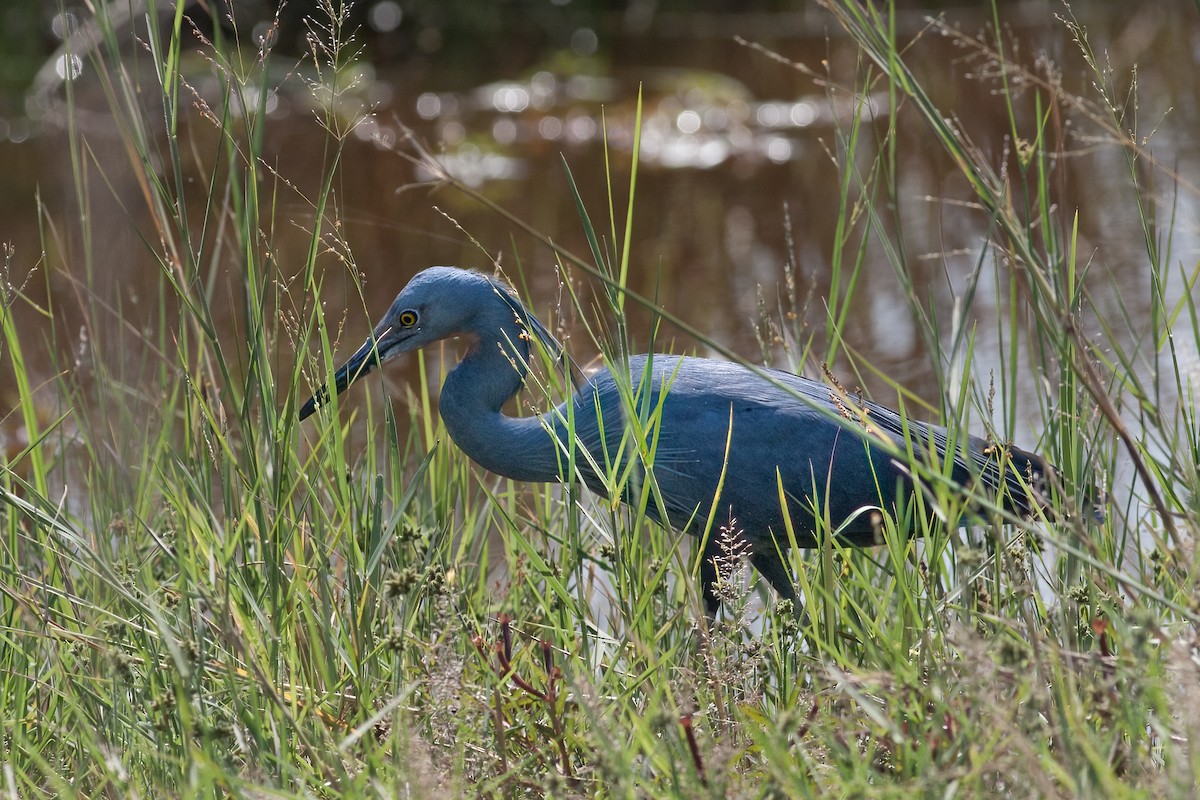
[394,65,887,174]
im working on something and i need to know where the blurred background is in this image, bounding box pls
[1,0,1196,447]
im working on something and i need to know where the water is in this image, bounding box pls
[2,1,1197,477]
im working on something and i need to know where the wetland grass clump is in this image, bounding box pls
[1,1,1197,796]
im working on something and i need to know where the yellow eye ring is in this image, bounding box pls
[398,310,418,327]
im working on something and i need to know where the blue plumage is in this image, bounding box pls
[300,267,1049,615]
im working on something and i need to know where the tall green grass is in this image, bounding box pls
[1,1,1197,797]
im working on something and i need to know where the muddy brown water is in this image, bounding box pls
[2,2,1197,492]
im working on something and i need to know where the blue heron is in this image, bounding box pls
[300,267,1050,616]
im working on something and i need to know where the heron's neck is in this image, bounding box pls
[438,308,564,483]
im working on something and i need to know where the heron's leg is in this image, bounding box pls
[699,534,722,619]
[750,551,802,618]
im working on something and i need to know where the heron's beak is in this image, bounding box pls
[299,334,392,421]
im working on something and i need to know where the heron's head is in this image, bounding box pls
[298,267,558,420]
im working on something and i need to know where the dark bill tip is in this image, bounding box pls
[298,340,382,422]
[298,391,323,421]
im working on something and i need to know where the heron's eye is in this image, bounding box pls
[398,310,418,327]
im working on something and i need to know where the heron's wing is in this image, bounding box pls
[846,392,1048,515]
[615,356,900,540]
[639,356,1047,525]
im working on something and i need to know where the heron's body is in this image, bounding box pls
[301,267,1048,614]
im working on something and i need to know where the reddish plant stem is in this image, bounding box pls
[681,715,707,785]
